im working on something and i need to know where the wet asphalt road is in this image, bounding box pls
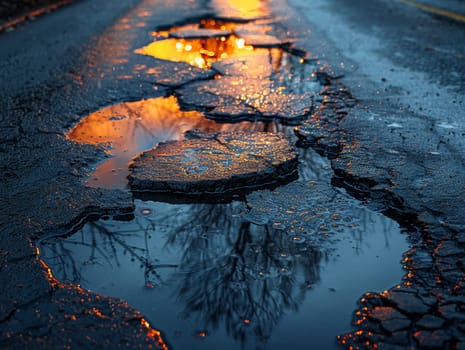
[285,0,465,347]
[1,0,465,348]
[285,0,465,225]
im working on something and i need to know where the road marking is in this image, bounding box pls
[400,0,465,22]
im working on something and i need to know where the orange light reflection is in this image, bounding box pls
[68,96,275,189]
[40,259,60,287]
[211,0,268,19]
[141,318,169,350]
[138,20,257,69]
[0,0,73,32]
[136,35,253,69]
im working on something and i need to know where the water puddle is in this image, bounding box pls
[137,20,255,69]
[67,96,275,189]
[39,149,409,349]
[136,35,252,69]
[136,19,295,70]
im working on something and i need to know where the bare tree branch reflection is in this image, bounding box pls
[39,190,395,348]
[171,216,324,347]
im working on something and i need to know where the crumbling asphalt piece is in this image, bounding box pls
[172,23,317,124]
[168,28,231,39]
[144,60,217,88]
[177,75,314,123]
[295,72,356,159]
[128,131,298,195]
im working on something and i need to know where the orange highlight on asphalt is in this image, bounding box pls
[0,0,73,32]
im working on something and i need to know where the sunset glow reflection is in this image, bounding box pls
[67,96,275,188]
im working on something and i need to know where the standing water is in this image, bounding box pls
[39,146,409,349]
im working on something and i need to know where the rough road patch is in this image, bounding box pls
[128,131,298,195]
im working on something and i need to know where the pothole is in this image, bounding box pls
[39,148,410,350]
[52,13,413,350]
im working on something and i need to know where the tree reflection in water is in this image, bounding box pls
[41,199,326,346]
[39,151,400,348]
[165,203,324,345]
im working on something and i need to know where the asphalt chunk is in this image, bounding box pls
[128,131,298,195]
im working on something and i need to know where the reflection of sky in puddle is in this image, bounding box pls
[136,33,253,69]
[67,96,275,189]
[39,150,409,350]
[137,19,277,69]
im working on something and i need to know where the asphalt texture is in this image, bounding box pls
[1,0,465,348]
[285,0,465,347]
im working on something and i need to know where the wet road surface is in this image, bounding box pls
[284,0,465,347]
[1,0,465,349]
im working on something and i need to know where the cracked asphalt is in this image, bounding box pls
[286,0,465,347]
[1,0,465,348]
